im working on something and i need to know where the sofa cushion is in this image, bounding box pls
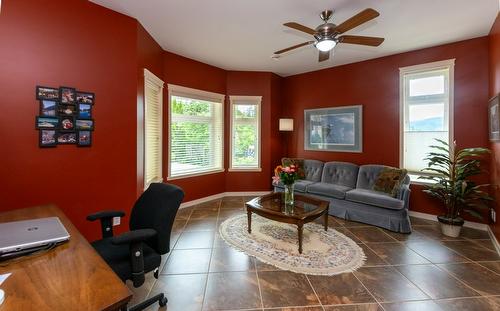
[274,179,315,192]
[321,162,359,188]
[303,159,324,182]
[307,182,352,199]
[373,167,408,197]
[282,158,306,179]
[356,165,388,190]
[345,189,405,210]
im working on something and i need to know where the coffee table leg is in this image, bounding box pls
[297,223,303,254]
[324,210,328,231]
[247,210,252,234]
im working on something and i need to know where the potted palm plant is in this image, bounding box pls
[419,139,492,237]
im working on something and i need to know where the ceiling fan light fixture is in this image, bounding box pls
[315,39,336,52]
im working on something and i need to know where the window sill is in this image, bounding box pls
[409,174,438,186]
[167,169,225,181]
[228,168,262,172]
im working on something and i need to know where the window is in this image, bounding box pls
[400,59,454,178]
[168,84,224,179]
[229,96,262,171]
[144,69,164,189]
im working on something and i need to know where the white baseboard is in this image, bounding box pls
[487,226,500,255]
[408,211,488,231]
[180,191,272,209]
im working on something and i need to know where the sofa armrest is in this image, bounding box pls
[399,184,411,209]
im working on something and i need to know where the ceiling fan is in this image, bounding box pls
[274,8,384,62]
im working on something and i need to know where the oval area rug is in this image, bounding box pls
[219,214,366,275]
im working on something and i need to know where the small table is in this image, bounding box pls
[246,192,329,254]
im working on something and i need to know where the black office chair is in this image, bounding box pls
[86,183,184,311]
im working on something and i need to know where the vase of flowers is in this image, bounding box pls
[272,164,299,209]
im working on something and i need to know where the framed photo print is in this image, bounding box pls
[60,116,75,131]
[489,94,500,142]
[39,130,57,147]
[58,104,76,116]
[78,103,92,119]
[36,116,59,129]
[75,119,94,130]
[57,132,77,144]
[40,100,58,116]
[60,86,76,104]
[76,91,94,104]
[36,86,59,100]
[304,105,363,152]
[77,131,92,147]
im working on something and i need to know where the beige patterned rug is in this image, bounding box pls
[219,214,366,275]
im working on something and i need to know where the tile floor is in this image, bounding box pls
[127,196,500,311]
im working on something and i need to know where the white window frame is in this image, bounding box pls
[399,59,455,184]
[228,95,262,172]
[143,68,164,189]
[167,84,225,180]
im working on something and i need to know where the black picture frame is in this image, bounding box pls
[75,119,94,131]
[58,104,77,116]
[57,132,77,144]
[76,91,95,104]
[36,116,59,129]
[77,130,92,147]
[78,103,92,119]
[60,116,75,131]
[59,86,76,104]
[36,86,59,100]
[489,94,500,142]
[39,130,57,147]
[39,100,58,117]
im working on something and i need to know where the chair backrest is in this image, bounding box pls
[321,161,359,188]
[129,183,184,255]
[303,159,324,182]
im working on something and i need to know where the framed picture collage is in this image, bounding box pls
[35,86,94,147]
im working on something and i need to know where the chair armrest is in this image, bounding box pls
[111,229,157,245]
[86,210,125,239]
[111,229,157,288]
[86,210,125,221]
[399,184,411,209]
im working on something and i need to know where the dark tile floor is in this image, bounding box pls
[127,196,500,311]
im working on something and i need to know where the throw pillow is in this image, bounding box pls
[281,157,306,179]
[373,167,408,198]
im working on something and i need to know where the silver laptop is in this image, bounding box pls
[0,217,70,259]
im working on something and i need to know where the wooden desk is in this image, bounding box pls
[0,205,132,310]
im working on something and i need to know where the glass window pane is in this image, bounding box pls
[171,96,211,117]
[409,75,445,97]
[404,131,448,172]
[233,124,257,167]
[408,103,445,131]
[234,104,256,119]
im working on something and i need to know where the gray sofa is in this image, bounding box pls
[274,160,412,233]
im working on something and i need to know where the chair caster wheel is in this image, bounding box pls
[154,269,159,279]
[159,297,168,307]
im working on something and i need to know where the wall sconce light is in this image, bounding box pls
[279,118,294,131]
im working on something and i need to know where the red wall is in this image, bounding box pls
[489,13,500,240]
[161,51,227,202]
[225,72,280,191]
[283,37,490,219]
[0,0,139,241]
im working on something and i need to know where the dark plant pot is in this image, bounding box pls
[437,215,464,237]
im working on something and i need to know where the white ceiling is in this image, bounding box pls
[91,0,499,77]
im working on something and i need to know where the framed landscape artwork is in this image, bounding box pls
[304,105,362,152]
[489,94,500,141]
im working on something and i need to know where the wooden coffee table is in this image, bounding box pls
[245,192,329,254]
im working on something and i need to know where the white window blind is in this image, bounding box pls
[400,60,454,175]
[168,84,224,179]
[144,69,164,189]
[229,96,262,171]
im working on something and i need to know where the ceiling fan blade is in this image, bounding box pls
[274,41,314,54]
[338,35,384,46]
[333,8,380,34]
[318,50,330,62]
[283,22,316,35]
